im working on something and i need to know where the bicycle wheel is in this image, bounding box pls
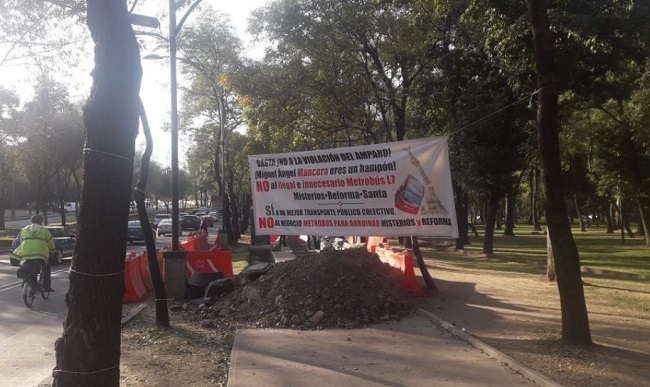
[39,273,50,299]
[22,279,36,308]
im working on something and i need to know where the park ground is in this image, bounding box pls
[119,225,649,387]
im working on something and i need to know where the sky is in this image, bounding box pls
[137,0,269,165]
[0,0,269,166]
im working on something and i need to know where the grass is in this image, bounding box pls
[411,223,649,279]
[230,233,252,274]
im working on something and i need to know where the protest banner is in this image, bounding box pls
[249,136,458,238]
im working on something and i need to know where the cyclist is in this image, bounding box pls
[10,214,56,292]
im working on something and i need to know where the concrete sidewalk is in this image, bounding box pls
[227,313,537,386]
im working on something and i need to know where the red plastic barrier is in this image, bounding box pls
[375,245,423,296]
[181,230,210,251]
[366,236,386,253]
[123,255,148,303]
[400,251,423,295]
[156,250,165,280]
[185,249,233,280]
[194,231,209,251]
[138,251,154,292]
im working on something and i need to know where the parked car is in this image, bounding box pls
[46,226,76,265]
[9,226,75,266]
[156,218,182,236]
[127,220,155,244]
[180,214,201,230]
[152,213,171,229]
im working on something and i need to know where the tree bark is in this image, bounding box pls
[411,236,437,293]
[606,202,615,233]
[546,228,556,281]
[638,200,650,247]
[135,98,169,328]
[532,167,542,231]
[575,195,586,232]
[526,0,591,345]
[482,192,499,254]
[504,191,516,236]
[53,1,142,385]
[455,186,471,248]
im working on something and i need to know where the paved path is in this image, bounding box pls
[228,313,536,386]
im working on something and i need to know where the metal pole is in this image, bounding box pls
[169,0,180,251]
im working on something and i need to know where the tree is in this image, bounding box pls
[15,72,83,223]
[0,87,21,228]
[177,8,245,244]
[246,0,453,144]
[526,0,591,345]
[53,0,142,385]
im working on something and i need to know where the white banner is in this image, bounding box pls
[249,136,458,238]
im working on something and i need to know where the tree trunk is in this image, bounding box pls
[527,0,592,345]
[622,200,635,238]
[638,200,650,247]
[504,191,515,236]
[533,167,542,231]
[135,98,169,327]
[53,1,142,385]
[528,167,534,225]
[411,236,436,292]
[575,195,586,232]
[546,228,556,281]
[605,203,614,233]
[0,187,5,230]
[482,192,499,254]
[455,184,467,249]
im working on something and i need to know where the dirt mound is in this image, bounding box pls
[194,248,416,329]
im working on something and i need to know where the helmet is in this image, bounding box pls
[31,214,43,225]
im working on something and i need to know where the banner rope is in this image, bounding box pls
[448,87,542,137]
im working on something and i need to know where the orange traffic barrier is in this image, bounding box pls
[185,249,233,281]
[387,249,423,295]
[401,250,423,295]
[366,236,386,253]
[156,249,165,280]
[374,244,423,296]
[181,231,210,251]
[137,251,154,292]
[123,255,148,303]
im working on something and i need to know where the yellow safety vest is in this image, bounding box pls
[10,224,55,263]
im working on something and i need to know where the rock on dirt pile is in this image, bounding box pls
[196,248,417,330]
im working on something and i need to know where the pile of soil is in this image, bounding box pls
[192,248,416,330]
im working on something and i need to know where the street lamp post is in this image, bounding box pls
[161,0,203,300]
[168,0,203,250]
[169,1,180,250]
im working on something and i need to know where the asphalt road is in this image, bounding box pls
[0,236,169,387]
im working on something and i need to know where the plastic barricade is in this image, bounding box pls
[156,249,165,280]
[386,249,423,295]
[123,255,148,303]
[400,250,423,295]
[374,244,423,295]
[194,231,210,251]
[185,249,233,281]
[180,237,195,252]
[138,251,154,292]
[366,236,386,253]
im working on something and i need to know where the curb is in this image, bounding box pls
[121,303,147,325]
[417,308,563,387]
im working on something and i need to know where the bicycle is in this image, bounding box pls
[19,260,50,308]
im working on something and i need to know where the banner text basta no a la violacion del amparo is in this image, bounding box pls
[248,136,458,238]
